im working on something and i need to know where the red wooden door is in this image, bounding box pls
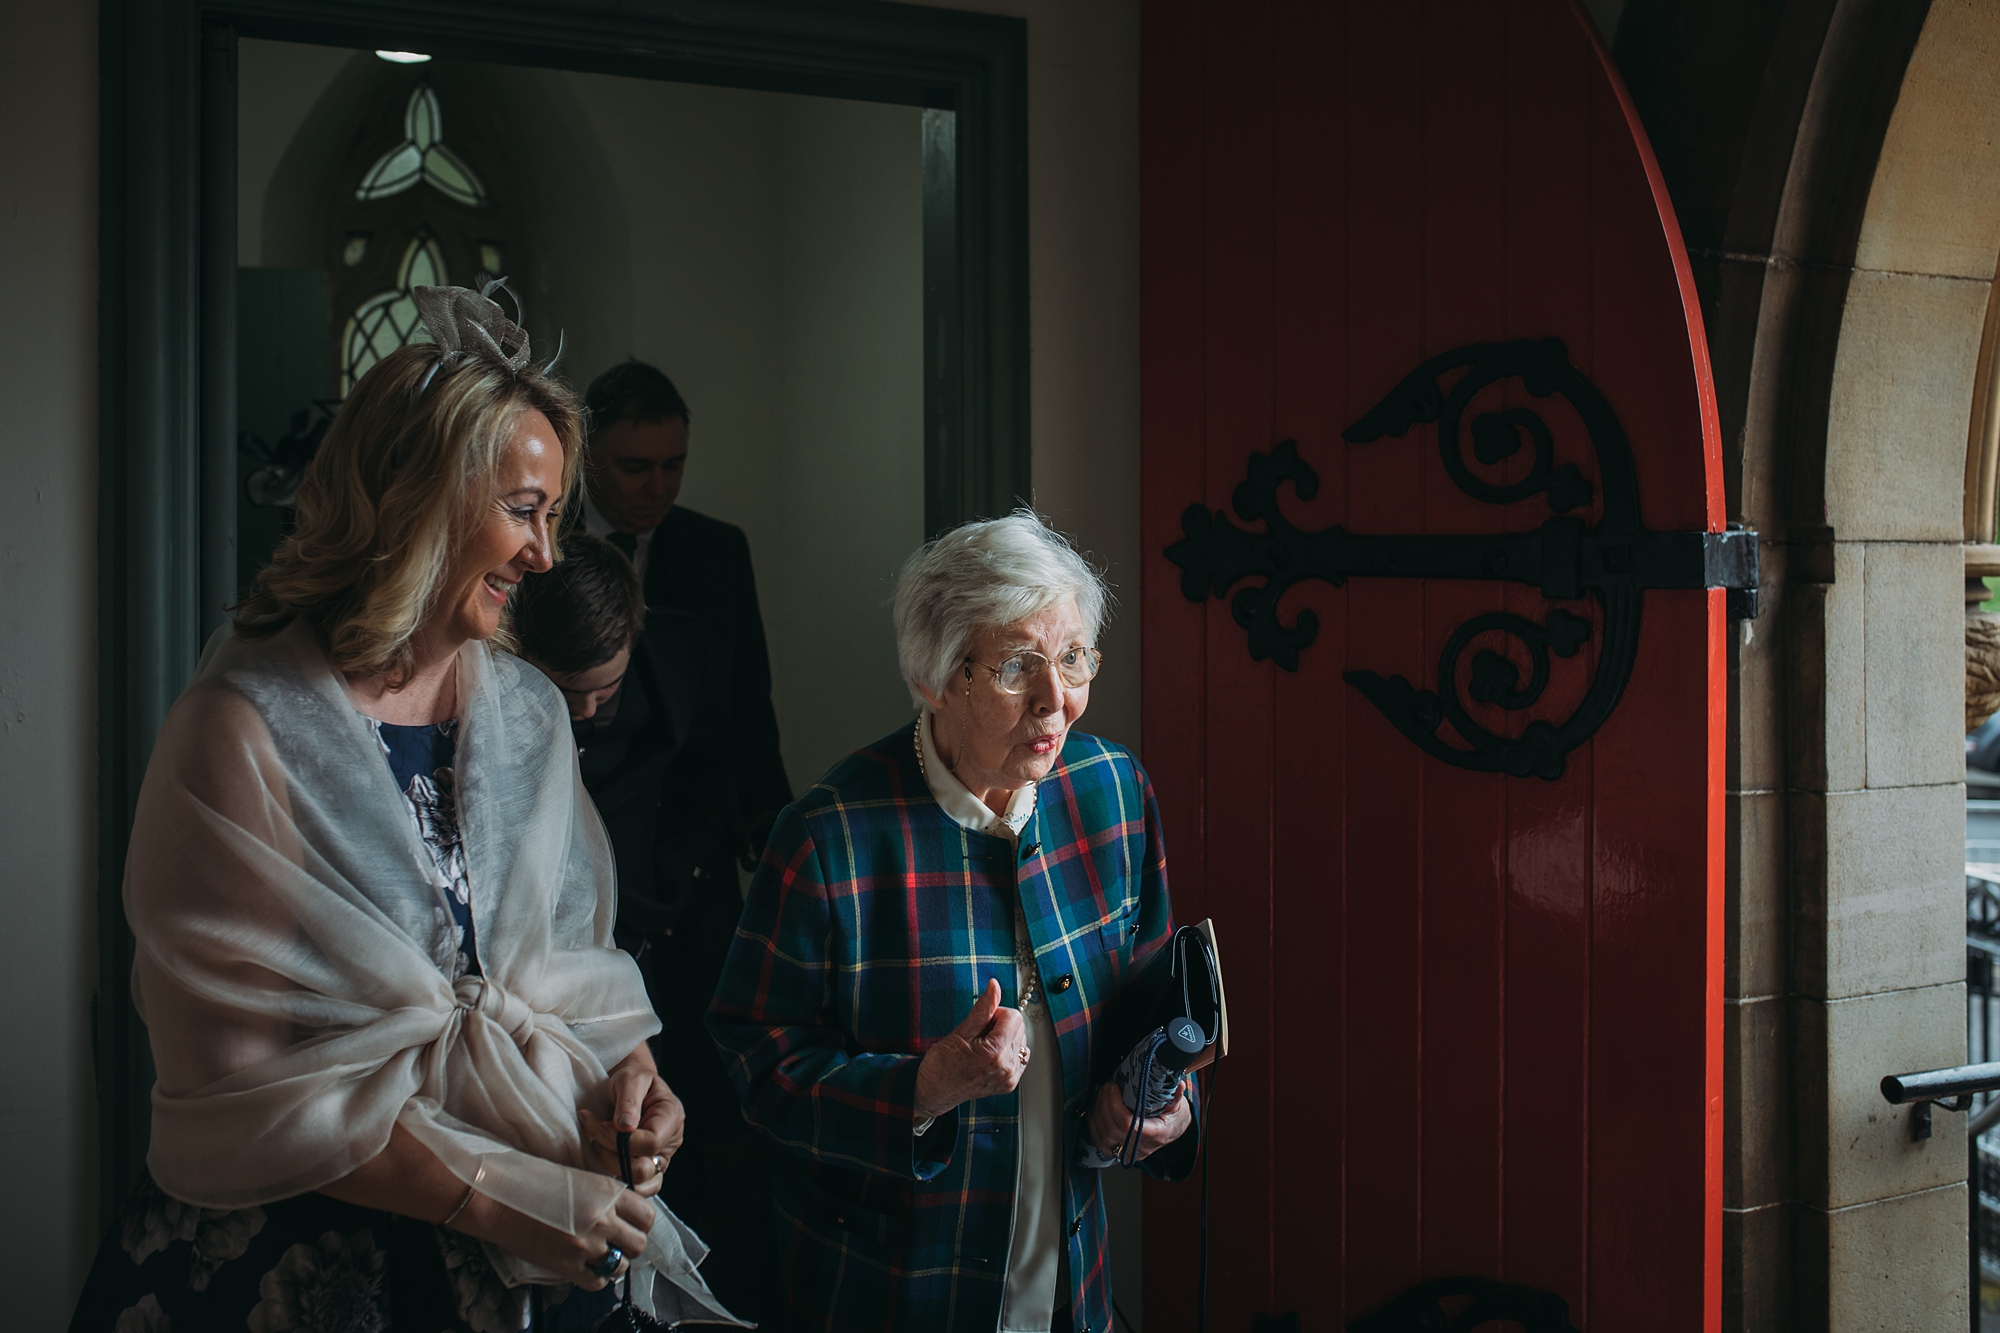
[1139,3,1725,1331]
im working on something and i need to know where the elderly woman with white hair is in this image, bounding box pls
[708,510,1199,1333]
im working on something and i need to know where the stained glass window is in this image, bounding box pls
[355,86,489,208]
[340,231,447,392]
[327,75,518,401]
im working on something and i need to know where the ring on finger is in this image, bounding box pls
[1018,1046,1031,1062]
[651,1154,664,1176]
[590,1245,624,1280]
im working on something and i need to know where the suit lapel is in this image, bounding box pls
[638,606,703,757]
[643,508,676,607]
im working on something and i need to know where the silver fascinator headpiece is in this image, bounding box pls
[410,277,563,397]
[414,277,531,369]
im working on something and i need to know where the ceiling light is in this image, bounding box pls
[375,50,432,64]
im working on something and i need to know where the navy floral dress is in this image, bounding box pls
[70,719,621,1333]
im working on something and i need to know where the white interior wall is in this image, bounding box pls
[0,1,101,1321]
[924,0,1142,756]
[238,40,353,266]
[564,72,924,793]
[775,97,926,788]
[562,74,789,660]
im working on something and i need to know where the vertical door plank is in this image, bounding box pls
[1270,0,1350,1323]
[1587,590,1714,1331]
[1497,2,1596,1318]
[1139,0,1209,1320]
[1339,1,1430,1315]
[1416,0,1511,1289]
[1197,0,1280,1319]
[1139,0,1208,924]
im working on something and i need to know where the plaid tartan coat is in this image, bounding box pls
[707,722,1198,1333]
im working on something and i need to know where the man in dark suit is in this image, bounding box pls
[514,530,781,1330]
[575,360,793,872]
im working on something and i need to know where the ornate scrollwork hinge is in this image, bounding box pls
[1165,338,1757,781]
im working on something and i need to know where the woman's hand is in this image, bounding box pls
[1087,1078,1194,1162]
[914,978,1029,1119]
[462,1186,656,1291]
[320,1122,653,1291]
[579,1042,685,1199]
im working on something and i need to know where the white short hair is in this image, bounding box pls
[892,508,1111,709]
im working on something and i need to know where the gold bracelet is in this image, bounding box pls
[434,1160,484,1232]
[440,1184,478,1224]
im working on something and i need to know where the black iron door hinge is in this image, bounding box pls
[1166,338,1758,781]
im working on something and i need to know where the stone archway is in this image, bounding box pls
[1826,1,2000,552]
[1719,0,2000,1324]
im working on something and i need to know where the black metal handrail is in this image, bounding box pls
[1883,1062,2000,1103]
[1882,1062,2000,1139]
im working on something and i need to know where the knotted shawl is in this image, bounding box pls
[126,618,741,1324]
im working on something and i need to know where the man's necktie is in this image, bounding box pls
[606,530,638,562]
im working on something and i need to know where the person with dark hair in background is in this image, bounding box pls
[513,533,673,900]
[514,530,780,1330]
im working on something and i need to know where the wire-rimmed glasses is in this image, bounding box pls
[963,646,1104,695]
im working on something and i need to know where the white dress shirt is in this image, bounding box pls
[581,488,655,579]
[914,712,1066,1333]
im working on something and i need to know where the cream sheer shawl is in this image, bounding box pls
[127,619,740,1323]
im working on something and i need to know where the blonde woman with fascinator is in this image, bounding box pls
[68,286,743,1333]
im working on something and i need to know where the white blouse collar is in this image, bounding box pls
[916,711,1037,844]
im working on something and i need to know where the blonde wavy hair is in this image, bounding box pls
[235,342,584,685]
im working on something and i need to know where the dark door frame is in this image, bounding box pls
[97,0,1028,1219]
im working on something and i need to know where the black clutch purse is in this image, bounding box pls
[1092,919,1228,1087]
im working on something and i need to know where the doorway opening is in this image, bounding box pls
[99,0,1026,1236]
[236,40,931,793]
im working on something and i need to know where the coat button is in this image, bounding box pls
[1068,1216,1083,1237]
[1021,842,1040,860]
[1053,974,1073,994]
